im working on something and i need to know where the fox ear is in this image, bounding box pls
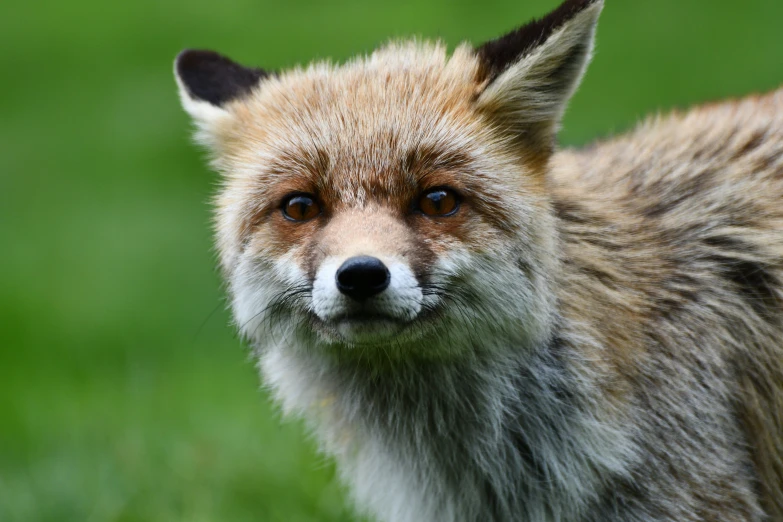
[174,49,268,133]
[475,0,603,151]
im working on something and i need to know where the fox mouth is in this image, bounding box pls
[309,309,437,346]
[331,310,403,323]
[324,312,408,342]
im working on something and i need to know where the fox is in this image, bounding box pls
[173,0,783,520]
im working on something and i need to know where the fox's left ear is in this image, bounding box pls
[475,0,603,151]
[174,49,268,142]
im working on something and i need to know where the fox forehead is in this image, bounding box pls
[217,43,517,202]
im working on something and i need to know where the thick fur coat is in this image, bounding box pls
[175,0,783,520]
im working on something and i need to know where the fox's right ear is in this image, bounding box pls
[174,50,268,140]
[475,0,603,152]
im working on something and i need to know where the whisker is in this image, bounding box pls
[237,283,313,336]
[192,299,227,343]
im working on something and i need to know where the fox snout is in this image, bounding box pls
[334,256,391,301]
[310,212,426,344]
[312,254,423,343]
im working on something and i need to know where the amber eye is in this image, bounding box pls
[282,194,321,222]
[417,188,460,217]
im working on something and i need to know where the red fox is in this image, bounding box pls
[174,0,783,520]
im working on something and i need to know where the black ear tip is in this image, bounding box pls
[477,0,602,82]
[555,0,603,11]
[175,49,200,72]
[174,49,268,107]
[175,48,200,67]
[175,49,226,78]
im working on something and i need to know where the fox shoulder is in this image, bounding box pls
[551,87,783,519]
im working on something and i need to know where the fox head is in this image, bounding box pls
[175,0,603,360]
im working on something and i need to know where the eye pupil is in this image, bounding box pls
[418,188,459,217]
[283,194,320,221]
[429,192,445,211]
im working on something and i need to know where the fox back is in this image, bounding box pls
[174,0,783,520]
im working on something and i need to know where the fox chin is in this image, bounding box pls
[174,0,783,520]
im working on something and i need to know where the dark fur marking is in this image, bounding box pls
[704,237,779,317]
[554,201,625,251]
[402,146,473,178]
[542,334,579,405]
[703,235,744,252]
[516,258,534,280]
[552,199,592,225]
[655,271,701,319]
[408,235,437,286]
[759,154,779,175]
[640,202,670,219]
[176,49,268,106]
[664,274,700,304]
[725,258,778,316]
[733,131,765,161]
[476,0,599,82]
[303,237,323,283]
[640,170,713,219]
[585,473,654,522]
[641,198,685,219]
[585,235,624,252]
[579,266,617,288]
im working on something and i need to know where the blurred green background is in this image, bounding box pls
[1,0,780,520]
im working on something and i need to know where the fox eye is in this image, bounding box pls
[417,188,460,217]
[282,194,321,222]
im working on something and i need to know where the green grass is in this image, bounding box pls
[1,0,781,520]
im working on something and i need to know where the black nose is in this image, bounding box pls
[335,256,391,301]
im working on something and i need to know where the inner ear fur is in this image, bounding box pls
[475,0,604,151]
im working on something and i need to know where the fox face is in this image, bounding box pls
[176,0,602,360]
